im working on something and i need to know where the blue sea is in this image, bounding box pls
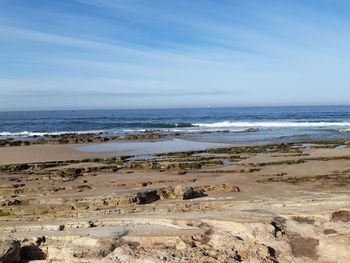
[0,106,350,144]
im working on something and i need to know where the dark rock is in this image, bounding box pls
[14,164,30,171]
[0,240,21,263]
[323,229,337,235]
[6,199,22,206]
[244,128,259,133]
[174,185,205,200]
[20,244,46,261]
[136,190,161,204]
[292,217,315,224]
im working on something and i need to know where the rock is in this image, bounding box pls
[20,244,47,261]
[239,128,260,133]
[5,199,22,206]
[203,250,218,259]
[331,210,350,222]
[289,235,319,260]
[0,240,21,263]
[133,185,207,203]
[323,229,337,235]
[174,185,205,200]
[194,184,240,193]
[174,185,185,196]
[119,133,166,140]
[136,190,161,204]
[271,221,285,238]
[16,164,30,171]
[292,216,315,224]
[156,187,176,200]
[167,162,202,170]
[175,239,187,250]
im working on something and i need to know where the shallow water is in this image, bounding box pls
[75,139,228,155]
[222,160,233,166]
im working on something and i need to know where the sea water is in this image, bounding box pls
[1,105,350,144]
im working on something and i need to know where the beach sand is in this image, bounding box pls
[0,139,228,165]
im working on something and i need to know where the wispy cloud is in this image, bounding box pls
[0,0,350,109]
[0,78,236,97]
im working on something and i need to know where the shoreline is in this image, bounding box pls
[0,139,232,165]
[1,137,349,165]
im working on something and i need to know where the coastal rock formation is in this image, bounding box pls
[331,210,350,222]
[0,132,171,148]
[0,240,21,263]
[174,185,205,200]
[0,141,350,262]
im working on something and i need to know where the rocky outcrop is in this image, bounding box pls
[135,186,206,204]
[331,210,350,222]
[20,244,47,261]
[1,141,350,262]
[0,132,171,148]
[167,162,202,170]
[0,240,21,263]
[135,190,163,205]
[194,183,240,192]
[174,185,206,200]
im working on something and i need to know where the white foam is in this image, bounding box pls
[122,129,148,132]
[0,130,105,137]
[339,128,350,133]
[193,121,350,128]
[122,128,249,133]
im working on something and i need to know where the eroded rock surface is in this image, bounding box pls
[0,141,350,262]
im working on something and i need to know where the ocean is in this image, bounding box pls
[1,105,350,144]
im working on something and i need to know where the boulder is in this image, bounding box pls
[331,210,350,222]
[136,190,160,204]
[174,185,205,200]
[0,240,21,263]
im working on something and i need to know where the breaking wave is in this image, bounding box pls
[2,122,350,138]
[0,130,105,137]
[193,121,350,128]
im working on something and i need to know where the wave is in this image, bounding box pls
[122,128,253,133]
[149,123,194,128]
[193,121,350,128]
[0,130,105,137]
[339,128,350,133]
[2,121,350,138]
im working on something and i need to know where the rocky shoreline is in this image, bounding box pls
[0,132,171,147]
[1,140,350,262]
[0,128,264,147]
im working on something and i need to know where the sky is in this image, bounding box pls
[0,0,350,110]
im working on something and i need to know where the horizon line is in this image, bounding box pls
[1,104,350,113]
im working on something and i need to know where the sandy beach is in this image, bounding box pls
[1,137,350,262]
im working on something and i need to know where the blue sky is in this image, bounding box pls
[0,0,350,110]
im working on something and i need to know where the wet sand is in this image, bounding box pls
[0,144,99,165]
[0,139,228,165]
